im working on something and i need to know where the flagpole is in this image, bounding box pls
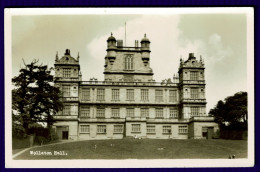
[125,22,126,47]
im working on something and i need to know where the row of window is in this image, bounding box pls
[79,107,178,118]
[63,106,201,117]
[79,125,188,134]
[62,69,201,80]
[80,88,178,102]
[62,56,134,77]
[80,125,122,133]
[62,86,204,101]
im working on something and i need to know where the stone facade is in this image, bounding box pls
[53,33,219,140]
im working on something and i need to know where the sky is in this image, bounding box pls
[11,11,248,113]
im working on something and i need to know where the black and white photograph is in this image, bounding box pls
[5,8,254,168]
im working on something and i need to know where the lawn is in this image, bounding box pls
[14,138,247,160]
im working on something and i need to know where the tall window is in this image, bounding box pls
[141,89,149,101]
[97,88,105,101]
[82,88,90,101]
[163,126,172,134]
[169,90,177,102]
[140,108,149,118]
[80,125,90,133]
[126,108,135,117]
[155,89,163,102]
[179,126,188,134]
[97,125,106,134]
[191,88,199,99]
[96,108,105,118]
[114,125,123,133]
[131,124,141,132]
[190,71,198,80]
[169,108,178,118]
[155,108,164,118]
[112,89,120,101]
[63,68,71,78]
[62,86,70,97]
[191,107,199,117]
[147,125,155,134]
[125,55,133,70]
[63,105,70,115]
[80,106,90,117]
[111,108,120,118]
[126,89,134,101]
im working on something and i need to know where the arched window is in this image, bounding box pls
[125,55,133,70]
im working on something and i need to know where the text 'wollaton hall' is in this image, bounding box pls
[53,33,219,140]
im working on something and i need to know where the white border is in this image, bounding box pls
[4,7,254,168]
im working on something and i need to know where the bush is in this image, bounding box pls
[212,129,220,139]
[12,124,27,139]
[34,136,48,145]
[49,128,59,141]
[28,126,49,139]
[220,130,247,140]
[12,136,30,149]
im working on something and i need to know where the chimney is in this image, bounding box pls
[189,53,195,60]
[117,40,123,47]
[65,49,70,55]
[135,40,139,47]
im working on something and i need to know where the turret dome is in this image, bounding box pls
[141,33,150,43]
[107,32,116,42]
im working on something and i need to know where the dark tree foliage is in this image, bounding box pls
[12,60,63,137]
[209,91,247,130]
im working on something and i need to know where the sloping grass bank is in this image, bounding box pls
[14,138,247,160]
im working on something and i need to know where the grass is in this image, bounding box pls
[14,138,247,160]
[12,137,61,155]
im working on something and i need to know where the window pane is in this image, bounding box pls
[97,108,105,118]
[141,89,149,101]
[190,71,198,80]
[80,106,90,117]
[191,107,199,117]
[63,68,71,78]
[82,88,90,101]
[63,105,70,115]
[163,126,171,134]
[114,125,123,133]
[125,55,133,70]
[147,125,155,133]
[62,86,70,97]
[112,108,120,118]
[112,89,120,101]
[169,90,177,102]
[132,124,141,132]
[80,125,90,133]
[155,108,164,118]
[126,89,134,101]
[140,108,149,118]
[97,88,105,101]
[170,108,178,118]
[191,88,199,99]
[155,90,163,102]
[97,125,106,133]
[179,126,188,134]
[126,108,135,117]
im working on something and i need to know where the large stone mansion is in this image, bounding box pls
[53,33,219,140]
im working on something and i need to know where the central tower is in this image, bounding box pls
[104,33,154,82]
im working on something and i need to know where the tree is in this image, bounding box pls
[209,91,247,130]
[12,60,63,137]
